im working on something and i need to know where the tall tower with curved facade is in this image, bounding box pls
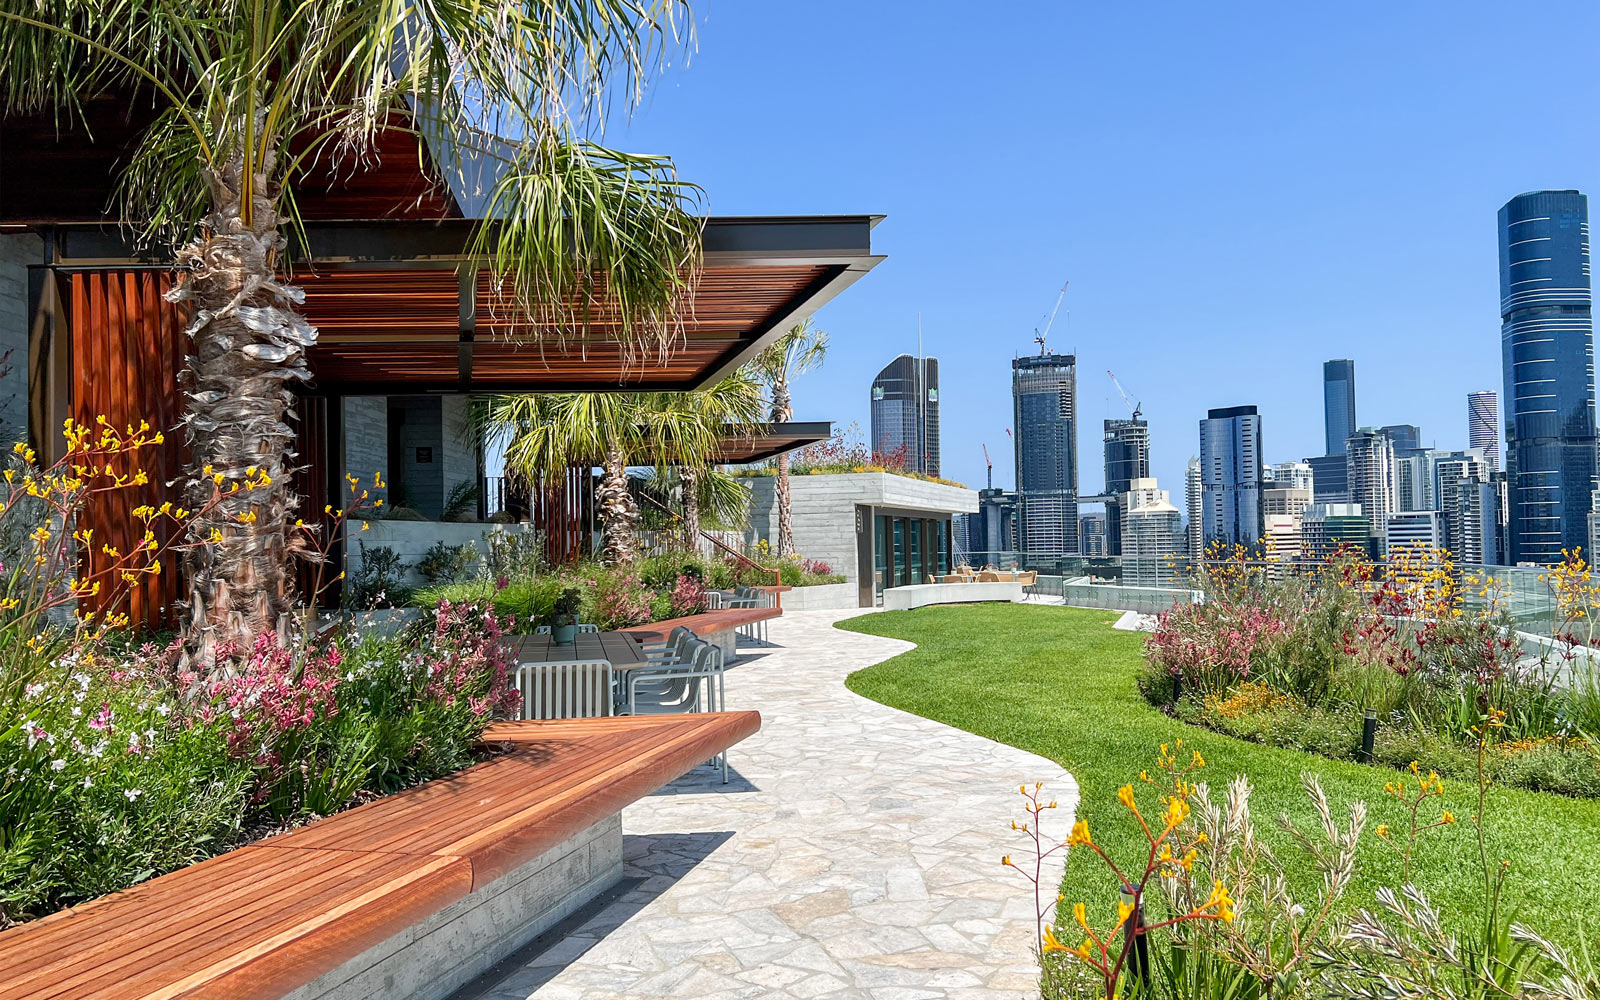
[1498,190,1596,565]
[1467,390,1499,472]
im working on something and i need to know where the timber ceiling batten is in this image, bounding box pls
[295,263,838,393]
[38,216,884,394]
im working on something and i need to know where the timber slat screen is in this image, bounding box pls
[0,712,761,1000]
[68,269,188,629]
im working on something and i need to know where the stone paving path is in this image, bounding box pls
[457,608,1077,1000]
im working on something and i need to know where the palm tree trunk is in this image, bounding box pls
[771,385,795,557]
[166,139,312,666]
[680,466,701,547]
[597,439,638,565]
[775,451,794,558]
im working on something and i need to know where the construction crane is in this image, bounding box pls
[1032,281,1070,354]
[1107,370,1142,421]
[982,443,993,490]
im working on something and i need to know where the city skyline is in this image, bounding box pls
[606,4,1600,509]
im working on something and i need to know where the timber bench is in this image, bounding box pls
[0,712,760,1000]
[624,605,782,655]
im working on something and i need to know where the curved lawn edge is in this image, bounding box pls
[837,603,1600,940]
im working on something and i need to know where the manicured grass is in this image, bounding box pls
[840,604,1600,936]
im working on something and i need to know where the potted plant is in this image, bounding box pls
[550,587,583,645]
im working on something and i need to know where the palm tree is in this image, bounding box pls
[639,369,762,542]
[479,374,760,566]
[752,320,828,557]
[0,1,701,663]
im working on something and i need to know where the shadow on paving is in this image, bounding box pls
[448,831,735,1000]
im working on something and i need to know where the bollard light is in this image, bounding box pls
[1120,883,1152,992]
[1359,708,1378,763]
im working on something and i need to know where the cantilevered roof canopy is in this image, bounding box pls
[710,421,831,464]
[37,215,883,395]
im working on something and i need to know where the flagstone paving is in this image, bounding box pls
[456,608,1078,1000]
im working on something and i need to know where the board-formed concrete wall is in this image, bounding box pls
[284,814,621,1000]
[0,233,41,446]
[743,472,978,590]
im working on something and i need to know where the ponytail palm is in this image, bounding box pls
[0,0,701,662]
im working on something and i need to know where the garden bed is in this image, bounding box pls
[1139,548,1600,799]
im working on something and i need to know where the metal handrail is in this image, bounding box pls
[635,491,781,588]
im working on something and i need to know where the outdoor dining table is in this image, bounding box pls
[508,631,651,714]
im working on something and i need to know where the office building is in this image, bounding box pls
[1499,190,1597,564]
[1386,510,1446,558]
[870,354,941,476]
[1467,391,1499,472]
[1185,456,1202,558]
[1263,486,1312,520]
[1378,424,1425,456]
[1199,405,1264,549]
[1103,417,1150,555]
[1306,453,1349,503]
[1588,490,1600,565]
[1267,461,1314,492]
[1346,428,1397,552]
[1324,359,1357,455]
[1437,453,1497,564]
[1300,503,1371,561]
[962,487,1017,559]
[1012,351,1079,554]
[1123,494,1183,587]
[1263,514,1301,574]
[1079,514,1108,557]
[1396,451,1439,512]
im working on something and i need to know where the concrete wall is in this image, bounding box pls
[743,472,979,590]
[342,396,389,505]
[774,582,858,611]
[284,814,621,1000]
[347,520,538,587]
[0,233,41,446]
[883,580,1023,611]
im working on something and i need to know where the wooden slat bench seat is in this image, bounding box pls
[623,605,781,647]
[0,711,760,1000]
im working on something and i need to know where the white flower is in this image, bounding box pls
[123,789,143,801]
[81,776,92,789]
[70,707,81,717]
[49,758,66,771]
[155,703,170,717]
[24,683,44,699]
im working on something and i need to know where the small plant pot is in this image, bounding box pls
[552,622,578,646]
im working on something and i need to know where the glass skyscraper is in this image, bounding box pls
[1012,351,1078,554]
[1199,405,1264,550]
[869,354,940,476]
[1498,190,1596,565]
[1323,360,1356,456]
[1103,417,1149,555]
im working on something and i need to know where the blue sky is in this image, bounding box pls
[615,1,1600,500]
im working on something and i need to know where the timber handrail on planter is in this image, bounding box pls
[0,712,760,1000]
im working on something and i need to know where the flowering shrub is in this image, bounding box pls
[592,570,653,630]
[1141,544,1599,798]
[800,557,833,576]
[668,572,708,618]
[1006,743,1368,1000]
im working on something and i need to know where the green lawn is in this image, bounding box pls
[839,603,1600,935]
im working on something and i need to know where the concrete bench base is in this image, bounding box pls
[286,815,622,1000]
[883,581,1024,611]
